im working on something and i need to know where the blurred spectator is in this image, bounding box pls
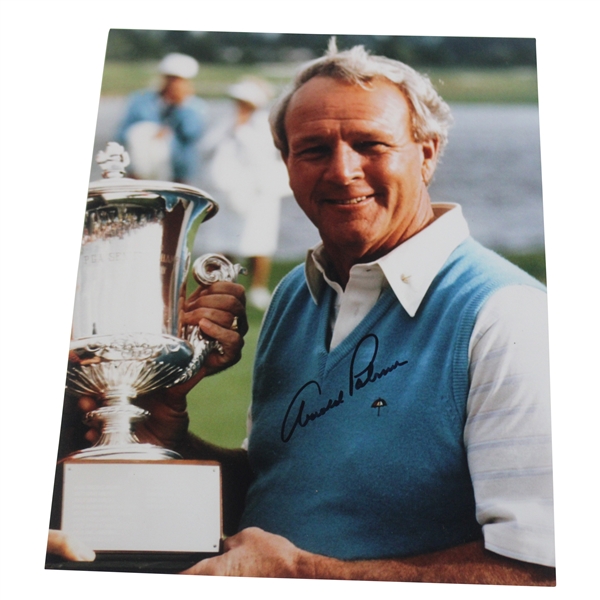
[199,77,291,310]
[116,53,207,183]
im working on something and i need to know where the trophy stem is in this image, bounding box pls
[91,393,147,448]
[68,389,181,460]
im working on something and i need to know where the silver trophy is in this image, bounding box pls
[66,142,243,461]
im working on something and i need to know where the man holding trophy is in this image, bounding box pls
[47,141,249,567]
[48,273,247,562]
[49,42,555,586]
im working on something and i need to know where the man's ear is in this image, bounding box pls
[421,138,440,185]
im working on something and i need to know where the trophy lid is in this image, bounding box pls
[88,142,218,218]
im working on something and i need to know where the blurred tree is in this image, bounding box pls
[105,29,166,61]
[104,30,537,68]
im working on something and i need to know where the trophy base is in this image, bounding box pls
[67,443,181,461]
[45,551,220,574]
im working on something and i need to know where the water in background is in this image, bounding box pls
[91,98,544,258]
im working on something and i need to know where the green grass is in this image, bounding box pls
[425,68,538,104]
[186,320,259,448]
[499,248,546,284]
[186,251,546,447]
[100,62,539,104]
[100,62,294,98]
[186,259,301,447]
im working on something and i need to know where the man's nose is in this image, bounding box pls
[323,144,363,184]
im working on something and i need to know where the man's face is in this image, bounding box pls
[162,76,193,105]
[283,76,438,266]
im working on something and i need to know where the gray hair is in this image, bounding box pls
[269,39,453,158]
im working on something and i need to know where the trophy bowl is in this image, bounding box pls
[66,143,242,461]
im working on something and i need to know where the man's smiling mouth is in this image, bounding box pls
[324,194,374,205]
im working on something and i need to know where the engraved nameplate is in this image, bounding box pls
[61,460,222,553]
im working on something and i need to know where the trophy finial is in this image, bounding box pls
[96,142,131,179]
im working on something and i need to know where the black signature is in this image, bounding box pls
[280,334,407,442]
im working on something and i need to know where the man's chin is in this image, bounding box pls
[321,231,385,258]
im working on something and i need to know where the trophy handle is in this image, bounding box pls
[172,254,246,386]
[192,253,246,286]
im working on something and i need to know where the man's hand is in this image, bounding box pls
[180,280,248,384]
[47,530,96,562]
[181,529,555,585]
[182,528,312,578]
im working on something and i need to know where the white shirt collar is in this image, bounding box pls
[305,203,470,317]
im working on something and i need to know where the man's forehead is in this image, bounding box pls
[284,76,411,135]
[290,75,404,104]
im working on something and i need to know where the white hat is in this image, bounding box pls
[228,80,273,109]
[158,53,199,79]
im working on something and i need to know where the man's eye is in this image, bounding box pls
[355,141,386,152]
[298,146,329,157]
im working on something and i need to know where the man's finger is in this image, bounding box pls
[47,530,96,562]
[180,555,225,575]
[78,396,97,413]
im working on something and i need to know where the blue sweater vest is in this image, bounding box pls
[241,238,545,560]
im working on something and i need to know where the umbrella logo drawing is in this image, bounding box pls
[371,398,388,416]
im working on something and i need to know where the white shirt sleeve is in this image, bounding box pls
[466,284,555,567]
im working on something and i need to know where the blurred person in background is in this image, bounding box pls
[116,52,207,183]
[199,77,291,310]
